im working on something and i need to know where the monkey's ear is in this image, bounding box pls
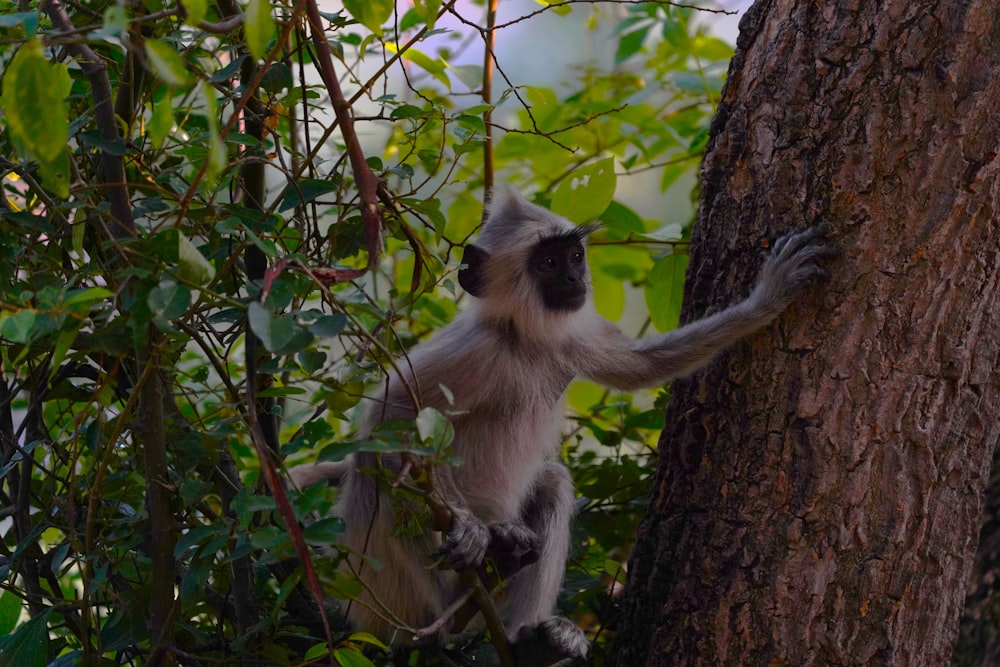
[458,244,490,297]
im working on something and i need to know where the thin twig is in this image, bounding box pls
[494,0,735,30]
[413,588,476,641]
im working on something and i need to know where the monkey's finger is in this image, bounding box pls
[437,520,490,571]
[489,521,539,556]
[797,262,833,284]
[772,226,829,258]
[787,243,840,267]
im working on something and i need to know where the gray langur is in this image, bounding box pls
[289,189,834,665]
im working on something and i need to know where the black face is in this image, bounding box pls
[528,235,588,312]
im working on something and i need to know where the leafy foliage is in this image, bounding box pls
[0,0,731,665]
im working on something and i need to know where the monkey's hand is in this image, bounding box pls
[751,226,837,313]
[487,521,540,580]
[438,514,491,571]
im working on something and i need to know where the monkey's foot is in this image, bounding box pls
[510,616,589,667]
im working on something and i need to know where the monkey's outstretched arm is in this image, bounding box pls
[576,227,835,390]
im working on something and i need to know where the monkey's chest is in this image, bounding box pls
[449,390,567,521]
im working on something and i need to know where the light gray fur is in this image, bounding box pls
[289,189,833,663]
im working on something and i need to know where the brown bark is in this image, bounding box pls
[953,451,1000,665]
[609,0,1000,665]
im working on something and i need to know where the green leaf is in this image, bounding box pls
[591,265,625,321]
[660,159,692,192]
[304,644,331,661]
[0,609,50,667]
[645,253,689,331]
[537,0,572,15]
[148,279,192,320]
[148,86,173,148]
[416,407,454,451]
[47,652,81,667]
[248,302,314,355]
[181,0,208,26]
[303,517,345,545]
[307,314,347,338]
[616,26,649,64]
[245,0,276,61]
[449,64,482,89]
[692,34,734,62]
[0,39,72,196]
[390,103,428,120]
[342,0,393,36]
[278,179,339,212]
[413,0,442,29]
[324,380,364,414]
[392,46,449,88]
[601,200,647,238]
[332,647,378,667]
[297,349,327,373]
[197,82,228,183]
[102,5,128,33]
[177,231,216,285]
[0,309,37,343]
[550,157,617,223]
[0,12,39,37]
[145,38,194,88]
[0,591,19,636]
[35,149,70,198]
[348,632,388,650]
[641,223,684,243]
[62,287,114,308]
[48,326,79,382]
[260,62,293,94]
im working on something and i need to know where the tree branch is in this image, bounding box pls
[135,341,176,665]
[45,0,135,239]
[481,0,498,215]
[304,0,384,271]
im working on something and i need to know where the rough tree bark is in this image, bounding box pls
[953,452,1000,666]
[608,0,1000,665]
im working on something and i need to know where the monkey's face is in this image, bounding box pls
[527,235,589,312]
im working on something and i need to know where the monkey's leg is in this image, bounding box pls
[502,462,588,665]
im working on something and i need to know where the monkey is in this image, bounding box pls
[289,188,834,665]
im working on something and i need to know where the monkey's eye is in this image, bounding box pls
[538,256,557,271]
[570,251,584,264]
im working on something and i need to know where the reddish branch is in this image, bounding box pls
[304,0,384,274]
[244,330,338,660]
[481,0,498,211]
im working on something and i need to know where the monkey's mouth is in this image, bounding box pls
[542,290,587,312]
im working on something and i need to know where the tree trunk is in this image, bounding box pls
[609,0,1000,665]
[952,451,1000,666]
